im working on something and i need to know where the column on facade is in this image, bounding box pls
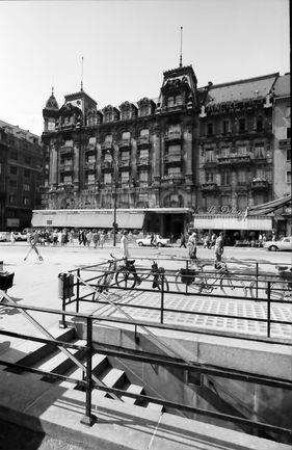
[152,132,161,182]
[73,138,80,187]
[183,127,193,177]
[49,142,58,185]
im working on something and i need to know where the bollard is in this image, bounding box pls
[58,272,74,328]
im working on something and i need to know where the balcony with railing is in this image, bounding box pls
[119,158,131,168]
[165,130,182,143]
[84,161,96,171]
[101,160,114,172]
[137,156,150,167]
[201,182,218,192]
[137,135,150,148]
[162,173,184,185]
[164,153,182,164]
[119,139,131,149]
[59,162,73,172]
[59,146,73,155]
[217,155,251,166]
[250,179,270,190]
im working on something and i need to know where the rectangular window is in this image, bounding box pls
[254,143,265,158]
[287,128,291,139]
[121,151,130,161]
[9,179,17,188]
[86,154,96,163]
[24,169,30,178]
[139,170,148,182]
[10,166,18,175]
[140,129,149,136]
[24,156,31,165]
[9,195,15,204]
[237,145,247,156]
[205,172,214,183]
[237,170,247,183]
[87,174,95,184]
[168,144,181,156]
[207,123,213,136]
[287,171,291,184]
[10,150,18,160]
[205,150,214,162]
[220,171,230,185]
[63,175,72,184]
[220,146,229,157]
[167,167,181,177]
[256,117,263,132]
[287,148,291,161]
[104,173,112,184]
[239,118,246,132]
[121,171,130,182]
[222,120,229,134]
[23,196,29,206]
[139,149,149,159]
[65,140,73,147]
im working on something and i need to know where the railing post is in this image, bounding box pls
[267,281,271,338]
[160,268,165,324]
[186,259,189,295]
[81,317,95,426]
[76,268,80,313]
[255,263,259,299]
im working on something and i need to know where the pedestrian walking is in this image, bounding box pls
[187,231,198,261]
[24,231,44,262]
[99,232,105,248]
[121,231,130,259]
[180,232,187,248]
[214,232,224,267]
[92,230,99,249]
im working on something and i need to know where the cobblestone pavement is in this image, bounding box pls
[0,243,291,354]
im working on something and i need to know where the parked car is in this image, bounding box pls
[136,234,170,247]
[13,232,29,242]
[0,232,9,242]
[264,236,292,252]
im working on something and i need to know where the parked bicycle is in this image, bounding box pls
[249,265,292,301]
[115,258,169,291]
[175,261,249,297]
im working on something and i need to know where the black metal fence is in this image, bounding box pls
[0,302,291,444]
[60,257,292,343]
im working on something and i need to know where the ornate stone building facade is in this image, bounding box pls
[40,65,290,234]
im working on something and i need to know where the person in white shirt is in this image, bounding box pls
[121,231,130,259]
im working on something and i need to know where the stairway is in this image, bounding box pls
[20,328,164,413]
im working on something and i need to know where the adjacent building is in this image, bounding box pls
[37,65,291,236]
[0,120,44,230]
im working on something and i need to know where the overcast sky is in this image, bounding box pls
[0,0,289,135]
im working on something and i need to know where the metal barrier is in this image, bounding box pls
[61,257,292,343]
[0,301,291,443]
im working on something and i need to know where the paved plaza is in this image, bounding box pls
[0,242,291,355]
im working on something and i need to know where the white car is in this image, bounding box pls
[0,232,9,242]
[136,234,170,247]
[264,237,292,252]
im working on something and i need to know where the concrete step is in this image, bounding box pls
[121,384,144,405]
[60,353,109,390]
[101,368,127,390]
[5,327,77,374]
[36,340,86,381]
[146,402,164,413]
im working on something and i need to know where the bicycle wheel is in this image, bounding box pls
[220,276,248,297]
[115,268,136,290]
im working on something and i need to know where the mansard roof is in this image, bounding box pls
[273,73,290,99]
[203,72,279,106]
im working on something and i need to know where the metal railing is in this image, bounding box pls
[62,257,292,343]
[0,300,291,443]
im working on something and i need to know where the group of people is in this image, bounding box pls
[181,230,225,267]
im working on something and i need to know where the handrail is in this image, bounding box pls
[0,296,291,442]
